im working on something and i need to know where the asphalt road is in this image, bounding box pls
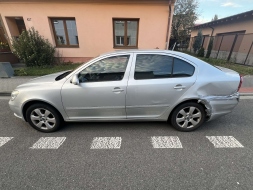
[1,97,253,190]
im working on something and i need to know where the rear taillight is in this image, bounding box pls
[237,75,243,92]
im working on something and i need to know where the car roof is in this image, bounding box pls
[101,49,176,55]
[100,49,202,64]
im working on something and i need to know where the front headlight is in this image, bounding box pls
[11,90,19,101]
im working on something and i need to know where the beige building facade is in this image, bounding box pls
[189,10,253,65]
[0,0,175,63]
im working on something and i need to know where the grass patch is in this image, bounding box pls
[183,51,253,76]
[14,64,81,76]
[199,57,253,76]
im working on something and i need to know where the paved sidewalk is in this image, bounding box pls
[0,75,253,96]
[0,76,35,95]
[240,75,253,95]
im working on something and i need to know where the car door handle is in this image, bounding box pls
[174,85,186,89]
[112,87,124,93]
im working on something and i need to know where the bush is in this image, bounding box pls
[205,37,213,58]
[197,47,205,57]
[12,27,55,67]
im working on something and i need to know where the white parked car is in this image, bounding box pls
[9,50,242,132]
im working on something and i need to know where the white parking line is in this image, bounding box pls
[0,137,13,147]
[206,136,244,148]
[30,137,66,149]
[151,136,183,148]
[91,137,122,149]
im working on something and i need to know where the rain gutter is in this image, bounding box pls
[165,0,173,50]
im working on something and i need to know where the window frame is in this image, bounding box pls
[113,18,139,49]
[50,17,79,48]
[116,36,130,46]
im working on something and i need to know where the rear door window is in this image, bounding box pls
[134,54,195,80]
[134,54,173,80]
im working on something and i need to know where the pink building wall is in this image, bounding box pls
[0,1,174,62]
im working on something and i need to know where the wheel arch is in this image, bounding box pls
[168,99,207,122]
[22,100,64,122]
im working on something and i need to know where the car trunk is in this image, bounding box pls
[216,66,242,92]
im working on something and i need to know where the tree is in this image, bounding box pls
[193,30,202,53]
[171,0,198,46]
[205,37,213,58]
[198,47,205,57]
[211,14,218,21]
[12,27,55,67]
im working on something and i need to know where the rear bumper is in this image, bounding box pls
[198,92,239,121]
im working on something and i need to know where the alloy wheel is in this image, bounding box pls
[176,106,202,129]
[30,108,56,130]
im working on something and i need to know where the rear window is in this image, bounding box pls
[173,58,195,77]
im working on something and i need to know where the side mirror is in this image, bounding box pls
[71,74,79,85]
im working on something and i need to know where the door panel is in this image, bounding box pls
[61,81,127,119]
[126,53,197,119]
[61,54,133,120]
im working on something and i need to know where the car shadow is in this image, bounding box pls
[60,121,171,132]
[58,118,228,135]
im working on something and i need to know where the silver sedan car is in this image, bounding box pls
[9,50,242,132]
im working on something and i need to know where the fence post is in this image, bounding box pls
[244,41,253,65]
[227,34,238,62]
[216,36,224,59]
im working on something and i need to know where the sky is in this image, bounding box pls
[196,0,253,24]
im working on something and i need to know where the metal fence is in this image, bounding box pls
[188,33,253,66]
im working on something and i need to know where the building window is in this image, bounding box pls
[113,19,139,48]
[50,18,79,47]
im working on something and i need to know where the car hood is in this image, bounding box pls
[16,71,67,89]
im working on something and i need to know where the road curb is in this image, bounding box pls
[239,93,253,96]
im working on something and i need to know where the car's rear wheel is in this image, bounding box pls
[170,102,205,132]
[26,103,61,133]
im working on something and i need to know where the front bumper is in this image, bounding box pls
[9,100,25,121]
[198,92,240,121]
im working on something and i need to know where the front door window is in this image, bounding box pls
[78,55,130,83]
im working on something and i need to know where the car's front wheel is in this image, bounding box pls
[170,102,205,132]
[26,103,62,133]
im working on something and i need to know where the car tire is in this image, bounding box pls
[170,102,205,132]
[26,103,62,133]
